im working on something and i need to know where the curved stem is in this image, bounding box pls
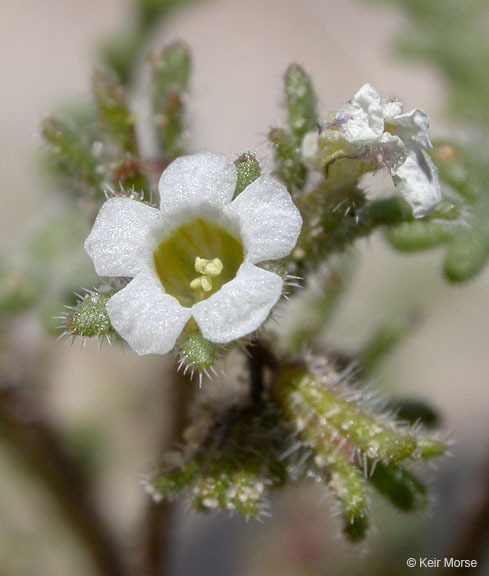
[0,385,126,576]
[246,340,277,404]
[140,364,193,576]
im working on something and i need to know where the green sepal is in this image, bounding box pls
[178,329,217,375]
[234,153,261,197]
[65,292,114,338]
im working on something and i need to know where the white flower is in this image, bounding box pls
[331,83,385,147]
[302,84,441,218]
[84,151,302,355]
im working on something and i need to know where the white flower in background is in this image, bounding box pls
[84,151,302,355]
[302,84,441,218]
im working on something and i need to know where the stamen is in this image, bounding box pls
[190,277,204,290]
[205,258,224,277]
[200,276,213,292]
[194,257,208,274]
[190,256,224,293]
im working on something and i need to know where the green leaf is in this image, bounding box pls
[284,64,318,143]
[386,220,455,252]
[444,227,489,283]
[92,70,139,155]
[151,41,192,161]
[269,127,306,195]
[41,118,105,200]
[358,312,419,376]
[370,462,428,511]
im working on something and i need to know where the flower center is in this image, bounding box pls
[153,218,244,307]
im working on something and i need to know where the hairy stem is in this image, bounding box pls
[140,364,192,576]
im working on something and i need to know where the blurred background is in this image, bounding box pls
[1,0,488,574]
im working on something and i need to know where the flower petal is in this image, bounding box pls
[84,198,161,277]
[380,132,407,170]
[107,273,192,355]
[382,98,403,119]
[159,151,237,218]
[224,175,302,263]
[336,83,384,145]
[392,150,441,218]
[192,263,283,343]
[386,108,432,150]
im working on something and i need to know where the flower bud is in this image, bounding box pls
[64,292,113,339]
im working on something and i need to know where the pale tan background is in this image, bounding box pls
[1,0,488,574]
